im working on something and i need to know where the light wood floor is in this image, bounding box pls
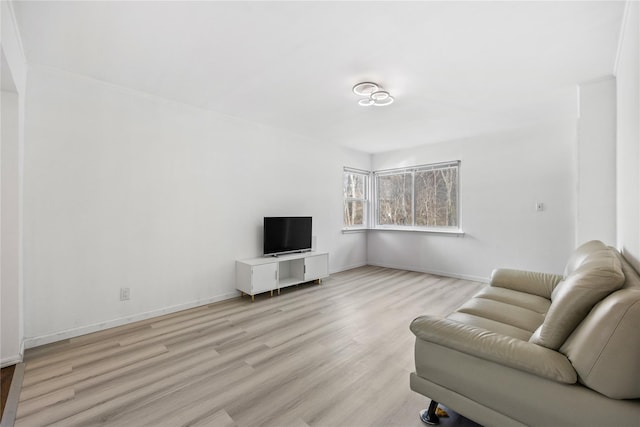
[16,266,485,427]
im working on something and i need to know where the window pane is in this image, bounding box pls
[343,173,365,199]
[343,168,368,228]
[415,167,458,227]
[377,173,413,225]
[344,200,364,226]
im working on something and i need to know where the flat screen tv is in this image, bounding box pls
[263,216,312,256]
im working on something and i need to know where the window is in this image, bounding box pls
[377,172,413,225]
[343,167,369,229]
[374,161,460,230]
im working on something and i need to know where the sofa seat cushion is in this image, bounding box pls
[411,316,577,384]
[474,287,551,315]
[530,247,625,350]
[452,297,546,337]
[490,268,564,299]
[447,312,533,341]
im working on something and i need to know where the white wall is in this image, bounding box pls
[1,90,22,366]
[616,1,640,271]
[576,77,617,247]
[23,66,369,347]
[368,121,577,281]
[1,1,26,92]
[1,0,27,367]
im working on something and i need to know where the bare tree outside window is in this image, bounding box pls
[343,168,369,228]
[415,167,458,227]
[374,162,460,229]
[377,173,413,225]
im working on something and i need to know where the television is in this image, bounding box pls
[263,216,312,256]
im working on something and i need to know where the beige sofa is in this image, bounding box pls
[409,240,640,426]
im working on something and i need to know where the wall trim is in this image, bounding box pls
[330,262,368,274]
[23,291,239,349]
[367,262,489,284]
[0,355,23,369]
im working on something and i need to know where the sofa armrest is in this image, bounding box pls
[410,315,577,384]
[490,268,564,299]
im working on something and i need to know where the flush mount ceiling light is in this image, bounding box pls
[352,81,394,107]
[352,82,379,96]
[358,98,375,106]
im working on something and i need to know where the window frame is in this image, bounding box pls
[342,167,370,231]
[373,161,461,232]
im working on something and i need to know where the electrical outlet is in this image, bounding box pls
[120,287,131,301]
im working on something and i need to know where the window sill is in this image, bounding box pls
[342,227,464,236]
[342,228,368,234]
[371,227,465,236]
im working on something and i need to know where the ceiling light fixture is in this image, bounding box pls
[352,82,379,96]
[353,81,394,107]
[372,96,394,106]
[370,90,390,100]
[358,98,375,106]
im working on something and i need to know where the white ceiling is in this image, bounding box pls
[12,1,626,153]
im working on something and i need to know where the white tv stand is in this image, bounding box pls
[235,252,329,301]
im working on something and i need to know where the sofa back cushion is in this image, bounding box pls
[529,246,624,349]
[563,240,607,276]
[618,250,640,290]
[560,289,640,399]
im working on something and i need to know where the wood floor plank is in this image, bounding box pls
[24,341,121,371]
[16,266,485,427]
[20,365,72,388]
[16,388,75,419]
[105,362,256,426]
[190,408,237,427]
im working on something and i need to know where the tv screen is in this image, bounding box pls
[263,217,312,256]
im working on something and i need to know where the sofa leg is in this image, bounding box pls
[419,400,440,425]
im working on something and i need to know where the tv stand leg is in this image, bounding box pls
[251,295,255,302]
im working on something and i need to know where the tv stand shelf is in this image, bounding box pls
[235,252,329,301]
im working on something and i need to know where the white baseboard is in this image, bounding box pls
[0,355,23,369]
[23,291,239,349]
[367,262,489,283]
[330,262,368,274]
